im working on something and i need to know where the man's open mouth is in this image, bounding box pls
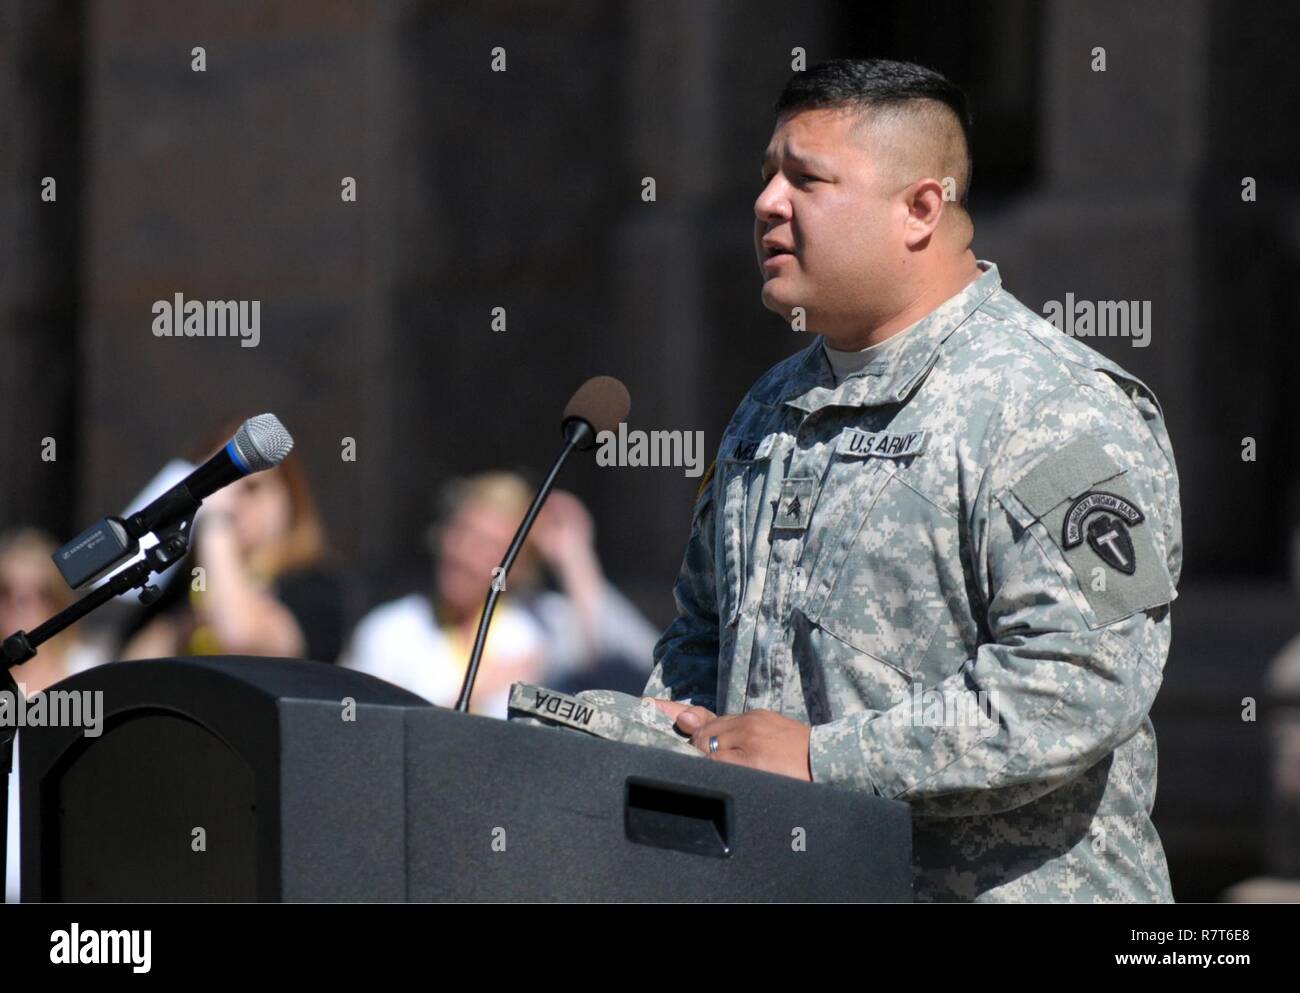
[763,242,795,259]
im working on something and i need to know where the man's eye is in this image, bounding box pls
[758,171,818,187]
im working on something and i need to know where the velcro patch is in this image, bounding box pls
[507,683,702,758]
[508,683,601,731]
[773,477,816,531]
[836,428,928,459]
[722,434,776,462]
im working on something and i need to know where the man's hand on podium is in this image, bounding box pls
[648,699,813,782]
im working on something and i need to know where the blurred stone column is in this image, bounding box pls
[0,0,84,532]
[75,1,377,570]
[1264,638,1300,877]
[607,0,725,591]
[977,0,1207,520]
[608,0,832,607]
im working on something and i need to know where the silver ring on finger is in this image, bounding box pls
[708,735,720,754]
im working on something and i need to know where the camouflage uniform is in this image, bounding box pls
[644,261,1182,902]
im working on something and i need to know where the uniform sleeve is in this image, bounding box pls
[808,384,1179,817]
[642,462,722,711]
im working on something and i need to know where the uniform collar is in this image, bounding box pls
[775,260,1001,414]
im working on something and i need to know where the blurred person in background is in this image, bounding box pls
[0,528,106,693]
[343,471,548,717]
[1219,628,1300,900]
[2,527,109,904]
[343,471,657,717]
[118,419,346,664]
[526,489,658,696]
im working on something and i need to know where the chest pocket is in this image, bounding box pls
[715,435,774,628]
[797,449,953,679]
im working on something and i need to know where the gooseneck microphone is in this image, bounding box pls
[53,414,294,591]
[455,376,631,713]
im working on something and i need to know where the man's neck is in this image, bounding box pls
[830,253,982,352]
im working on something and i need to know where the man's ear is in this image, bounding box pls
[902,178,947,248]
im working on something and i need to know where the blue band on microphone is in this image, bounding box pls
[226,439,252,474]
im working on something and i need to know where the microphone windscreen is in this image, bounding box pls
[234,413,295,472]
[563,376,630,435]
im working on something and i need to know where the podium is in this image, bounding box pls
[19,657,912,901]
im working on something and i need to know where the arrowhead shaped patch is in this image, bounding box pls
[1085,513,1137,575]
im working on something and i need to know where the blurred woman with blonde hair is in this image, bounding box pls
[2,527,107,905]
[343,470,548,717]
[0,528,105,694]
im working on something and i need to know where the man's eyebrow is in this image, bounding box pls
[760,148,833,174]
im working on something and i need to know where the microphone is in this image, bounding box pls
[455,377,630,712]
[131,413,294,534]
[52,414,295,590]
[560,375,632,451]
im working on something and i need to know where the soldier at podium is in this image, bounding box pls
[644,59,1182,903]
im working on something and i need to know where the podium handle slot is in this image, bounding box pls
[624,778,731,858]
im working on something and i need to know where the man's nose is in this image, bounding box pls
[754,176,790,223]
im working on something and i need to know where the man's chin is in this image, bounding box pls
[760,281,804,322]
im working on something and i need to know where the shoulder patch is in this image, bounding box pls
[1062,490,1145,577]
[1007,435,1173,627]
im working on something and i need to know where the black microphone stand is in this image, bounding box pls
[454,417,594,713]
[0,506,198,901]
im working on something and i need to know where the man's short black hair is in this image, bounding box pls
[774,58,974,207]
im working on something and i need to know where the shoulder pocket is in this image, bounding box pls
[1003,434,1173,629]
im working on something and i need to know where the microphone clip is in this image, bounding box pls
[134,511,197,605]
